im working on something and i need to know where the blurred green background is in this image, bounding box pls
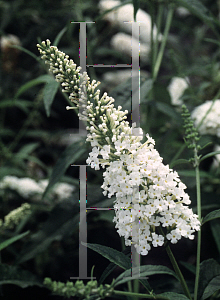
[1,0,220,299]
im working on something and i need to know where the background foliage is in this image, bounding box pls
[1,0,220,299]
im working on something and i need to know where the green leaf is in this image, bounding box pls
[132,0,139,21]
[99,247,131,284]
[0,263,43,288]
[23,155,48,172]
[200,151,220,163]
[170,159,190,168]
[99,262,117,285]
[0,99,33,113]
[159,292,189,300]
[155,102,180,121]
[42,139,87,200]
[0,167,25,179]
[198,259,220,300]
[83,243,152,292]
[204,38,220,47]
[173,0,215,29]
[114,265,178,287]
[210,220,220,255]
[202,275,220,300]
[83,243,131,270]
[14,75,53,98]
[202,209,220,225]
[53,26,67,47]
[0,128,14,137]
[0,231,29,251]
[10,45,40,62]
[15,143,39,158]
[42,78,59,117]
[140,78,153,103]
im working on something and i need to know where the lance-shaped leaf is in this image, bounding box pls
[15,75,53,98]
[198,259,220,300]
[0,231,29,251]
[83,243,152,291]
[114,265,178,287]
[202,209,220,225]
[158,292,189,300]
[82,242,131,270]
[202,275,220,300]
[42,78,59,117]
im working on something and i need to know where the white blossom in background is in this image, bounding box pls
[210,145,220,170]
[0,176,75,200]
[37,40,200,256]
[53,182,75,199]
[176,7,191,17]
[0,34,21,73]
[99,0,161,44]
[103,69,149,87]
[191,100,220,137]
[214,145,220,163]
[168,77,189,106]
[0,34,21,50]
[0,176,44,198]
[111,33,150,63]
[103,69,135,86]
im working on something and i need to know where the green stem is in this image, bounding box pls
[113,290,169,300]
[165,244,192,300]
[133,250,140,299]
[194,165,202,300]
[154,4,163,65]
[158,227,192,299]
[121,237,133,293]
[153,7,174,81]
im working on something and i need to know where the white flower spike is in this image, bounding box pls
[37,40,200,255]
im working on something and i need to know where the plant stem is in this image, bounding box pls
[152,6,174,81]
[165,244,192,300]
[158,227,192,299]
[194,164,202,300]
[154,4,163,66]
[121,237,133,293]
[133,250,140,299]
[113,290,169,300]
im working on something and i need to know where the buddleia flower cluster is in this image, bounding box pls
[0,203,31,229]
[44,277,114,299]
[37,40,200,255]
